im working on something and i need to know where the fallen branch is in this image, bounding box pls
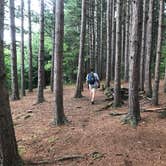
[109,111,127,116]
[55,155,84,161]
[26,155,84,165]
[141,107,166,113]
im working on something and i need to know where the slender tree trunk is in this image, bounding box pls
[21,0,25,97]
[99,0,103,79]
[144,0,154,97]
[152,0,164,105]
[94,0,98,73]
[121,1,125,77]
[54,0,67,125]
[0,1,20,164]
[89,0,95,70]
[124,0,130,82]
[128,0,142,124]
[139,0,148,91]
[50,2,56,92]
[105,0,112,87]
[28,0,33,92]
[74,0,86,98]
[37,0,45,103]
[114,0,122,107]
[9,0,20,100]
[96,0,101,75]
[111,0,116,81]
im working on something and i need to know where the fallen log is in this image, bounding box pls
[141,107,166,113]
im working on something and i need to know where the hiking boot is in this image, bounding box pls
[91,101,94,104]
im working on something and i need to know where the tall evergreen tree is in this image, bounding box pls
[28,0,33,92]
[124,0,130,82]
[111,0,116,81]
[54,0,67,125]
[105,0,112,87]
[0,0,20,164]
[21,0,25,96]
[74,0,86,98]
[139,0,148,91]
[114,0,122,107]
[127,0,142,125]
[50,2,56,92]
[152,0,164,105]
[144,0,154,97]
[9,0,20,100]
[37,0,45,103]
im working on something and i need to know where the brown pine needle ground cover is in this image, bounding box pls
[11,83,166,166]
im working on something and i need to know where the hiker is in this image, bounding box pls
[86,68,100,104]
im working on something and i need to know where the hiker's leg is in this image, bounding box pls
[91,88,95,102]
[89,85,92,100]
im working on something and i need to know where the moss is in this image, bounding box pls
[121,115,138,128]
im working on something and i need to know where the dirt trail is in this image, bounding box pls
[11,84,166,166]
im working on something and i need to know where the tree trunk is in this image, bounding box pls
[124,0,130,82]
[94,0,98,73]
[28,0,33,92]
[21,0,25,97]
[0,1,20,164]
[54,0,67,125]
[114,0,122,107]
[128,0,142,124]
[37,0,45,103]
[50,2,56,92]
[89,0,95,70]
[105,0,112,87]
[9,0,20,100]
[144,0,154,97]
[111,0,116,81]
[74,0,86,98]
[152,0,164,105]
[139,0,148,91]
[99,0,104,79]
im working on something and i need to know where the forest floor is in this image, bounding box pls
[11,82,166,166]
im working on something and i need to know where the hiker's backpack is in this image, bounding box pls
[87,73,96,85]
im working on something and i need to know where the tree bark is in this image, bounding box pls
[144,0,154,97]
[114,0,122,107]
[74,0,86,98]
[54,0,67,125]
[152,0,164,105]
[128,0,142,123]
[9,0,20,100]
[0,1,20,164]
[50,2,56,92]
[21,0,25,97]
[99,0,104,79]
[111,0,116,81]
[139,0,148,91]
[124,0,130,82]
[28,0,33,92]
[89,0,95,70]
[105,0,112,87]
[37,0,45,103]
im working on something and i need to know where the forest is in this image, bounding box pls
[1,0,166,165]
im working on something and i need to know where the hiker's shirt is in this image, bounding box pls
[86,72,99,89]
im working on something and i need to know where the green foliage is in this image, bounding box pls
[4,48,11,90]
[4,0,83,90]
[63,0,81,83]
